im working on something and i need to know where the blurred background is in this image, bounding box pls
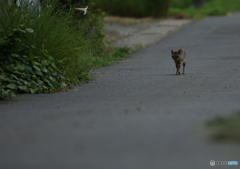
[93,0,240,18]
[1,0,240,18]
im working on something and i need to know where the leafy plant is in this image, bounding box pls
[0,27,65,100]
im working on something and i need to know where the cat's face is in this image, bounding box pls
[171,50,180,60]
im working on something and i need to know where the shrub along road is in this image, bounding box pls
[1,13,240,169]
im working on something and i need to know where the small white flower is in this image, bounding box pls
[75,6,88,15]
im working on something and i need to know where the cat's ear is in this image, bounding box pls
[178,50,181,54]
[171,50,174,54]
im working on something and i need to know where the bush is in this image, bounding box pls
[0,27,65,100]
[0,1,132,100]
[0,1,107,100]
[93,0,170,18]
[0,5,68,100]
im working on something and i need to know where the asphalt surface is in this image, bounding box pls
[1,13,240,169]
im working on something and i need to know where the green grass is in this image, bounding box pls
[65,47,132,82]
[169,0,240,19]
[206,112,240,144]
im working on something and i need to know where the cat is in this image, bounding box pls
[171,49,186,75]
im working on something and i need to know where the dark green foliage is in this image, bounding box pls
[0,1,108,100]
[94,0,170,18]
[0,27,65,100]
[0,1,131,100]
[170,0,193,9]
[78,2,106,52]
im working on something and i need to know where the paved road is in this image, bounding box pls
[1,13,240,169]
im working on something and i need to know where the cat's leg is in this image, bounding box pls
[175,62,181,75]
[182,62,186,74]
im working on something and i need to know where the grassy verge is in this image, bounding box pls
[206,112,240,144]
[69,47,132,82]
[169,0,240,19]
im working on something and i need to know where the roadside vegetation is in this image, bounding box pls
[206,112,240,144]
[169,0,240,19]
[0,1,130,100]
[94,0,240,19]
